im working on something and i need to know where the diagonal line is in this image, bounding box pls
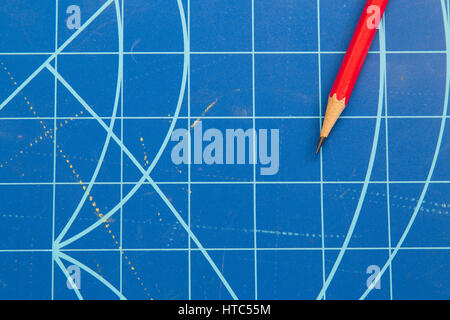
[58,251,126,300]
[0,0,114,112]
[46,66,239,300]
[54,255,84,300]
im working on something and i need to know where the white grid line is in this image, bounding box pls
[1,247,449,253]
[0,50,447,55]
[383,17,394,300]
[317,0,327,300]
[187,0,192,300]
[50,0,58,301]
[1,181,450,185]
[1,115,448,120]
[120,0,124,295]
[0,0,447,300]
[251,0,258,300]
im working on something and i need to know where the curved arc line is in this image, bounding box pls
[56,0,187,248]
[359,0,450,299]
[0,0,115,112]
[54,0,123,244]
[46,69,156,247]
[138,0,188,177]
[316,19,387,299]
[54,255,84,300]
[57,251,126,300]
[53,1,239,300]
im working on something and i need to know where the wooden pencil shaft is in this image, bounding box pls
[330,0,389,102]
[320,0,389,139]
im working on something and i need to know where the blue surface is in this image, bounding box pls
[0,0,449,300]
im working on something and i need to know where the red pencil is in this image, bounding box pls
[316,0,390,153]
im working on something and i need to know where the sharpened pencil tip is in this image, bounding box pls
[315,137,326,154]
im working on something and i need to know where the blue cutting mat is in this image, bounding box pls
[0,0,448,300]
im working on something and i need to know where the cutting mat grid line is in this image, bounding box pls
[0,0,448,300]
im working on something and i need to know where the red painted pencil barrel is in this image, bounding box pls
[330,0,389,104]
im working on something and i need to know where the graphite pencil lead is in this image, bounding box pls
[315,137,326,155]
